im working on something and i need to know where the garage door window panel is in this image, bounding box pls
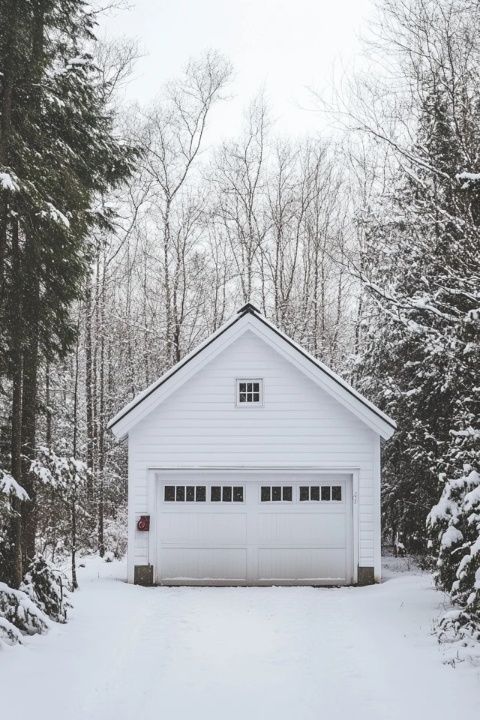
[196,486,206,502]
[282,486,292,501]
[261,486,293,502]
[165,486,175,502]
[332,486,342,502]
[164,485,207,502]
[210,486,244,503]
[233,487,244,502]
[299,485,343,502]
[299,486,309,502]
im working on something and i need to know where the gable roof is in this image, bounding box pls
[108,303,396,440]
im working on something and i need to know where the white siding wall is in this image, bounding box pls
[127,330,380,582]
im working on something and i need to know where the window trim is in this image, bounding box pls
[235,378,264,408]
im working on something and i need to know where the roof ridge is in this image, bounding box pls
[237,302,260,315]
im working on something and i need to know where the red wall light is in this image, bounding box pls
[137,515,150,532]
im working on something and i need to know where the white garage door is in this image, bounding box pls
[154,472,353,585]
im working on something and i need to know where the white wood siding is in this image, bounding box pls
[127,330,380,582]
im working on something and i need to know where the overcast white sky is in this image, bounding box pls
[100,0,374,141]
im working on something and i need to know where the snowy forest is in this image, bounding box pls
[0,0,479,651]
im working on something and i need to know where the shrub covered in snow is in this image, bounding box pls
[20,555,70,623]
[1,467,70,641]
[0,582,50,640]
[428,466,480,637]
[0,555,69,644]
[0,615,24,647]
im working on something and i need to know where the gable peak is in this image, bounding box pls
[237,302,261,315]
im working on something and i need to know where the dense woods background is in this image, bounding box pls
[0,0,479,642]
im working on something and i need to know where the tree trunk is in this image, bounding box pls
[1,12,21,591]
[72,322,80,457]
[18,0,47,569]
[97,259,106,557]
[21,256,40,564]
[8,219,23,587]
[0,0,18,297]
[45,362,52,446]
[71,490,78,590]
[85,278,95,496]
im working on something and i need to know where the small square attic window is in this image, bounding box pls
[236,379,263,406]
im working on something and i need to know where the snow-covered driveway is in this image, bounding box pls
[2,559,479,720]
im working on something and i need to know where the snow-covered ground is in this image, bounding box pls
[1,557,479,720]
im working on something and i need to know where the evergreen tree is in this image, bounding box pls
[356,1,480,568]
[0,0,135,586]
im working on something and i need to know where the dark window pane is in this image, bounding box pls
[239,393,246,402]
[332,486,342,501]
[223,486,232,502]
[321,486,331,501]
[261,486,270,502]
[282,486,292,501]
[299,486,309,501]
[272,486,281,501]
[165,486,175,502]
[176,486,185,502]
[186,486,195,502]
[253,382,259,393]
[211,486,221,502]
[233,487,243,502]
[252,393,260,402]
[239,383,246,393]
[196,486,206,502]
[311,486,320,501]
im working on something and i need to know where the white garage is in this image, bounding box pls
[108,303,396,586]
